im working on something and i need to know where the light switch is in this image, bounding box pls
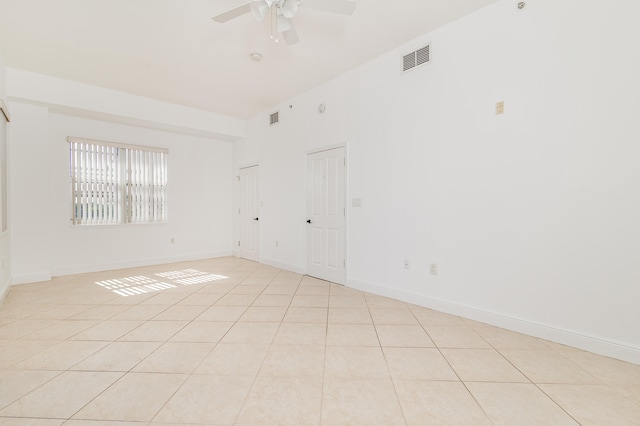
[495,101,505,115]
[352,198,362,208]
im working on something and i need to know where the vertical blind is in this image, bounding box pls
[68,137,168,225]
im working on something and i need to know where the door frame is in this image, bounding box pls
[305,143,347,284]
[238,163,260,262]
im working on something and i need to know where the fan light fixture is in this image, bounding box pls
[212,0,355,46]
[249,0,300,43]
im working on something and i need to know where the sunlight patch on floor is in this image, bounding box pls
[96,269,229,296]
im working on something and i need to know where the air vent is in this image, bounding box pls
[403,44,431,73]
[269,111,279,126]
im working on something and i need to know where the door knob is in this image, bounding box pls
[306,219,312,224]
[253,217,259,221]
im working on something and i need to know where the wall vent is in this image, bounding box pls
[403,44,431,73]
[269,111,279,126]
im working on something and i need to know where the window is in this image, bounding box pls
[68,137,168,225]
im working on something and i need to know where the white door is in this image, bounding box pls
[307,147,346,284]
[239,166,260,262]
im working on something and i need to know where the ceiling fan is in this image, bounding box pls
[212,0,356,45]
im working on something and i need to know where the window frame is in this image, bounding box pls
[68,136,168,226]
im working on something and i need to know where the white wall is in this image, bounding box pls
[0,50,10,299]
[7,68,245,141]
[235,0,640,363]
[9,104,234,281]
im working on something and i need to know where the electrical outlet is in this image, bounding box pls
[404,260,410,270]
[430,263,438,276]
[495,101,505,115]
[170,238,175,244]
[276,240,279,247]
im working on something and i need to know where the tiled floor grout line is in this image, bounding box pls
[2,259,639,425]
[229,269,301,426]
[368,294,410,426]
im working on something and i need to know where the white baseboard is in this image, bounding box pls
[0,280,10,303]
[12,272,52,285]
[49,251,233,278]
[260,257,306,275]
[348,278,640,365]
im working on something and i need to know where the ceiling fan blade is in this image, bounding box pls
[283,24,300,45]
[212,2,252,23]
[302,0,356,15]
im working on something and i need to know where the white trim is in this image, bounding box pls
[347,277,640,365]
[306,142,347,156]
[67,136,168,154]
[0,281,11,304]
[12,272,53,285]
[260,257,306,275]
[239,162,259,170]
[48,252,233,278]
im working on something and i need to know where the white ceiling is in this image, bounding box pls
[0,0,499,119]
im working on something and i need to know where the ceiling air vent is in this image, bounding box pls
[403,44,431,73]
[269,111,279,126]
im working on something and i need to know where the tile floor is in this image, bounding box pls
[0,257,639,425]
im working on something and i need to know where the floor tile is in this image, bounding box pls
[69,305,129,320]
[0,419,65,425]
[365,295,407,309]
[237,376,323,426]
[424,325,491,349]
[195,343,269,376]
[470,325,550,350]
[321,379,404,426]
[110,305,168,321]
[215,294,258,306]
[326,324,379,346]
[394,380,492,426]
[73,372,187,422]
[259,345,325,378]
[369,308,418,325]
[118,321,188,342]
[70,320,144,341]
[174,292,223,306]
[0,320,59,340]
[409,307,466,325]
[467,382,580,425]
[441,348,529,382]
[152,374,253,424]
[290,295,329,308]
[325,346,389,379]
[328,296,367,308]
[195,306,246,322]
[375,325,434,347]
[540,384,640,426]
[0,257,637,426]
[0,370,61,409]
[270,322,325,346]
[72,342,162,372]
[383,347,458,381]
[0,371,122,419]
[283,307,328,323]
[150,304,207,321]
[132,342,214,373]
[0,340,57,368]
[501,350,601,384]
[238,306,287,322]
[13,341,109,370]
[219,322,279,344]
[328,307,372,324]
[169,321,233,342]
[251,294,293,307]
